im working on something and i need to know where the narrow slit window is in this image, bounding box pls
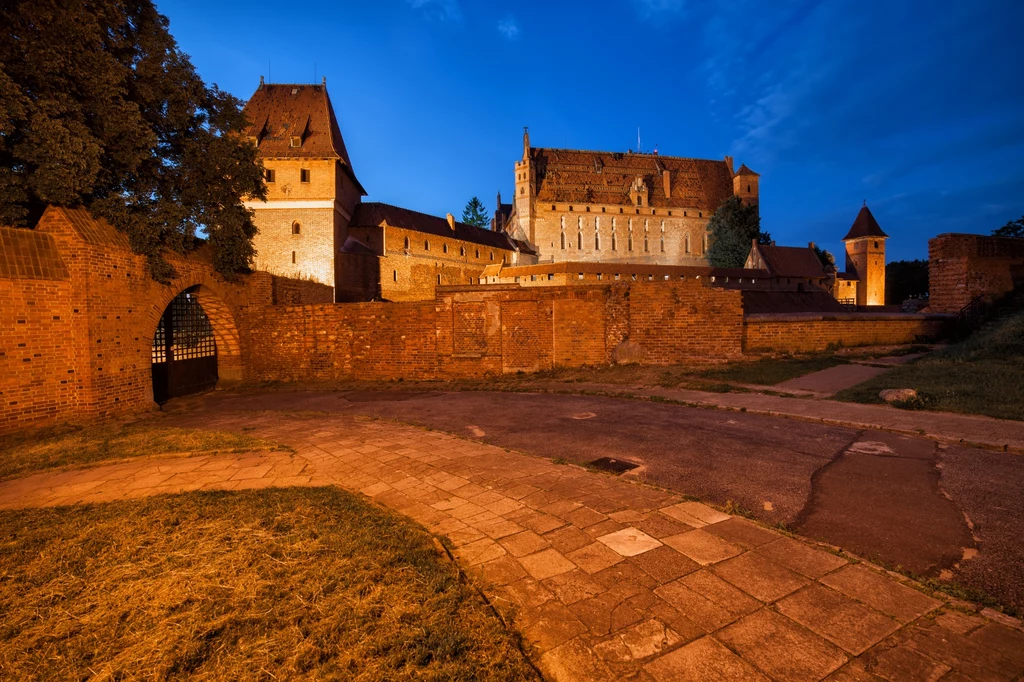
[300,169,310,183]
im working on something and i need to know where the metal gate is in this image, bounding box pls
[151,289,218,404]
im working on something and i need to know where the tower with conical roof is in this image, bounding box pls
[842,204,888,306]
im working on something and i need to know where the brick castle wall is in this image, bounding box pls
[744,314,945,353]
[929,234,1024,313]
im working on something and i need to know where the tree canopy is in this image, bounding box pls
[705,196,769,268]
[993,215,1024,239]
[462,197,489,229]
[886,259,929,305]
[812,244,836,271]
[0,0,265,280]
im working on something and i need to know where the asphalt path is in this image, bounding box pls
[189,389,1024,613]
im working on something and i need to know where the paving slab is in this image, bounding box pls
[776,364,890,395]
[0,404,1021,682]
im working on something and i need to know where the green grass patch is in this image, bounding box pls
[697,354,848,386]
[834,306,1024,421]
[0,423,290,481]
[0,487,538,680]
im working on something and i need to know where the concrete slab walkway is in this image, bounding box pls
[775,364,890,396]
[1,411,1022,681]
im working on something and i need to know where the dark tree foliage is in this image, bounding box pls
[0,0,265,281]
[705,196,768,268]
[462,197,489,229]
[886,259,929,305]
[812,244,836,270]
[993,215,1024,238]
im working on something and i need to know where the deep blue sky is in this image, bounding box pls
[157,0,1024,261]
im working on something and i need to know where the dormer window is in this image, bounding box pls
[290,136,301,147]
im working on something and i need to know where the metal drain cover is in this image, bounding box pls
[588,457,640,474]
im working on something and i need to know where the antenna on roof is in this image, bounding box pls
[863,199,867,207]
[314,61,317,84]
[637,127,641,154]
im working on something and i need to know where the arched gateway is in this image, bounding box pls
[150,287,220,403]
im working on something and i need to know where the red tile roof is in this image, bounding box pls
[756,244,829,279]
[242,82,363,192]
[843,205,888,240]
[529,148,735,211]
[351,203,522,252]
[735,164,759,177]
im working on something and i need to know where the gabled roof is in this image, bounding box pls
[0,226,69,280]
[528,148,735,211]
[735,164,759,177]
[843,205,888,240]
[350,203,521,252]
[755,244,829,279]
[242,81,363,193]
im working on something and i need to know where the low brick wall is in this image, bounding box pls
[743,313,948,353]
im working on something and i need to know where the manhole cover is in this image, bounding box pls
[588,457,640,474]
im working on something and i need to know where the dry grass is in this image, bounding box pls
[0,423,289,482]
[0,487,538,681]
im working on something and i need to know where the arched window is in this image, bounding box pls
[644,236,649,252]
[628,235,633,251]
[595,233,600,250]
[560,232,566,249]
[443,243,448,254]
[475,248,480,258]
[424,240,430,251]
[404,236,410,250]
[560,215,566,230]
[612,232,617,250]
[291,221,301,235]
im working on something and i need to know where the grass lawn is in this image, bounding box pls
[0,487,538,681]
[835,305,1024,421]
[0,423,289,482]
[696,354,849,386]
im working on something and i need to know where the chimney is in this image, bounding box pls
[259,75,265,87]
[809,241,815,249]
[724,156,734,175]
[446,213,456,231]
[662,170,671,198]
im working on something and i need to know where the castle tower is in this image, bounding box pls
[513,127,536,243]
[733,164,760,210]
[842,203,888,306]
[241,78,365,295]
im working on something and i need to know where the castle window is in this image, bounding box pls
[703,234,708,252]
[601,207,606,213]
[289,136,301,147]
[291,251,296,264]
[597,273,603,280]
[520,187,524,194]
[424,240,430,251]
[560,232,566,249]
[619,208,624,213]
[648,274,654,281]
[393,270,398,281]
[636,208,640,214]
[699,212,703,218]
[577,231,582,249]
[628,235,633,251]
[547,274,554,281]
[615,274,620,280]
[551,205,556,210]
[644,236,649,252]
[475,249,480,258]
[531,275,537,281]
[684,211,687,217]
[631,274,637,281]
[595,233,600,250]
[443,243,448,253]
[490,251,494,261]
[669,211,673,216]
[638,197,643,207]
[578,273,584,280]
[660,237,665,252]
[586,206,590,212]
[404,236,410,250]
[292,221,301,235]
[611,233,617,250]
[652,209,656,215]
[265,169,276,183]
[300,168,310,183]
[569,206,573,212]
[460,246,465,256]
[874,241,879,248]
[437,274,441,285]
[685,234,690,253]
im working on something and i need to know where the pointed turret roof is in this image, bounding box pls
[843,204,888,240]
[735,164,759,177]
[242,80,364,193]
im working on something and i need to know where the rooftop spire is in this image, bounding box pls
[523,126,530,160]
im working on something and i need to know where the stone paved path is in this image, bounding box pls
[775,364,890,396]
[2,412,1023,681]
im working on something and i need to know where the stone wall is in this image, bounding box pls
[744,314,946,353]
[929,233,1024,313]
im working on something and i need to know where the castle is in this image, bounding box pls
[240,77,886,307]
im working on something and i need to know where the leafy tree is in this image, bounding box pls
[0,0,265,281]
[705,196,769,268]
[993,215,1024,238]
[886,259,929,305]
[812,244,836,270]
[462,197,489,229]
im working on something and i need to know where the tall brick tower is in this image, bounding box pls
[513,127,536,243]
[843,203,888,306]
[733,164,760,210]
[241,77,365,293]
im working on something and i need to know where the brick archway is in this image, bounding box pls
[146,279,243,401]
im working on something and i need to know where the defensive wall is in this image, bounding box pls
[0,207,947,433]
[929,233,1024,313]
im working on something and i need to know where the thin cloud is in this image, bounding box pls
[631,0,686,20]
[407,0,461,22]
[497,16,520,40]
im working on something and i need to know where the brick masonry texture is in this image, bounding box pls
[928,234,1024,313]
[0,207,954,433]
